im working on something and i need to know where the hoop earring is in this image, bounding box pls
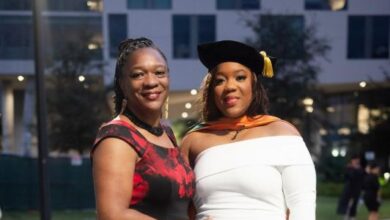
[119,98,128,115]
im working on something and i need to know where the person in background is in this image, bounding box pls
[181,40,316,220]
[91,37,195,220]
[336,154,365,220]
[363,162,381,220]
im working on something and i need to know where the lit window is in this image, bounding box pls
[358,104,369,134]
[305,0,347,10]
[46,0,103,11]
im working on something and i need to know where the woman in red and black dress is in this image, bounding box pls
[91,37,195,220]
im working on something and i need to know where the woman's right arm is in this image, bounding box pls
[92,138,156,220]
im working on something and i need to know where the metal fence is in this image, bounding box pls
[0,155,94,210]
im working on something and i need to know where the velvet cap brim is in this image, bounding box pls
[197,40,276,76]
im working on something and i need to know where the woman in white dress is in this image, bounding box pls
[181,40,316,220]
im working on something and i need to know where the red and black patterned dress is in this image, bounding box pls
[92,119,195,220]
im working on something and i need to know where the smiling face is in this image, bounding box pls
[212,62,254,119]
[120,47,169,115]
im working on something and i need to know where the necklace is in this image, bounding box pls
[231,126,245,140]
[123,109,164,136]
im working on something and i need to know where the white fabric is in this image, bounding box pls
[193,136,316,220]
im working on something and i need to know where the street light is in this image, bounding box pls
[185,102,192,109]
[190,89,197,95]
[359,81,367,88]
[17,75,25,82]
[181,112,188,118]
[305,106,314,113]
[303,97,314,113]
[302,97,314,106]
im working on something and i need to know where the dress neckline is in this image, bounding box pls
[109,119,178,151]
[195,135,303,162]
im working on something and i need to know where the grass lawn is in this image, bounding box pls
[1,197,390,219]
[1,210,96,220]
[317,196,390,220]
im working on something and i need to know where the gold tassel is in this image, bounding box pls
[259,51,274,78]
[119,98,128,115]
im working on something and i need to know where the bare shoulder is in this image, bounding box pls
[181,131,205,166]
[181,132,202,155]
[266,120,301,136]
[93,138,138,167]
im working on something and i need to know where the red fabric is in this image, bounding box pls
[92,119,195,208]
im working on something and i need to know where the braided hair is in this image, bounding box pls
[113,37,168,115]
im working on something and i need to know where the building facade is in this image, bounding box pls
[0,0,103,154]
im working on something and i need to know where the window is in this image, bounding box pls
[47,0,102,11]
[44,16,103,60]
[305,0,347,10]
[0,0,31,10]
[0,0,102,11]
[0,16,102,60]
[108,14,128,58]
[127,0,171,9]
[260,15,305,59]
[173,15,216,58]
[0,16,33,59]
[217,0,260,10]
[348,16,389,59]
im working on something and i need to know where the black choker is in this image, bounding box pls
[123,109,164,136]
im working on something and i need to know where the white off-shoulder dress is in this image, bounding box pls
[193,136,316,220]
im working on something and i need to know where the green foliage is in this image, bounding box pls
[171,118,198,143]
[368,114,390,164]
[382,183,390,199]
[46,40,109,154]
[316,149,348,182]
[317,182,344,197]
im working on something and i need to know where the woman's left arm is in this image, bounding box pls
[281,163,316,220]
[267,121,316,219]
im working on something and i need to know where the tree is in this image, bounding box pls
[46,37,109,154]
[245,15,330,152]
[364,84,390,170]
[245,15,330,119]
